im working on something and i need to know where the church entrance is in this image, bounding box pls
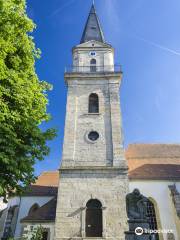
[85,199,102,237]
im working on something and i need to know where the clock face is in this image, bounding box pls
[89,51,96,57]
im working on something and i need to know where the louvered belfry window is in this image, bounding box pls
[90,58,96,72]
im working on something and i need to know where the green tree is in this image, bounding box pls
[31,226,44,240]
[0,0,56,201]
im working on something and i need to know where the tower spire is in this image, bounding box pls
[80,3,105,43]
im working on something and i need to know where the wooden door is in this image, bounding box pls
[86,199,102,237]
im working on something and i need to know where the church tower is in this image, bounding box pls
[55,4,128,240]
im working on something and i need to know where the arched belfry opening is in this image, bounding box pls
[88,93,99,113]
[90,59,96,72]
[85,199,102,237]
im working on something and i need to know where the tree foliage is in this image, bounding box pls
[0,0,56,201]
[30,226,44,240]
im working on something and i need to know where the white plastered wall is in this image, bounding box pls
[73,40,114,70]
[0,198,7,211]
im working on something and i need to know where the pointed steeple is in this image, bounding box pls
[80,4,105,43]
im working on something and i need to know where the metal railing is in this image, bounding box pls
[65,65,122,73]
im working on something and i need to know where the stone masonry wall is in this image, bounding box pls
[62,77,126,168]
[55,170,128,240]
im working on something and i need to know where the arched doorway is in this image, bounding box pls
[86,199,102,237]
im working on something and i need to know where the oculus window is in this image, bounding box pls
[88,131,99,141]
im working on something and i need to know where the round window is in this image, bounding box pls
[88,131,99,141]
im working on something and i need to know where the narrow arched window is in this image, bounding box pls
[147,199,159,240]
[90,59,96,72]
[89,93,99,113]
[28,203,39,216]
[86,199,102,237]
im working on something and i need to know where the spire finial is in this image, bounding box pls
[93,0,95,5]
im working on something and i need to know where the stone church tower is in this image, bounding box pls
[55,4,129,240]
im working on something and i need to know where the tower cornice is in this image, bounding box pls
[64,71,122,83]
[73,40,113,51]
[59,166,128,175]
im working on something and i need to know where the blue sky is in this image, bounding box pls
[27,0,180,175]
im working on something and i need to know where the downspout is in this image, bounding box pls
[14,196,21,238]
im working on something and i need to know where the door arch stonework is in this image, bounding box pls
[86,199,102,237]
[81,198,106,238]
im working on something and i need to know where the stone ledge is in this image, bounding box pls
[55,238,124,240]
[64,72,122,78]
[82,113,101,117]
[58,166,128,175]
[59,166,128,170]
[55,238,106,240]
[82,238,106,240]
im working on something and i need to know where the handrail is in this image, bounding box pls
[65,65,122,73]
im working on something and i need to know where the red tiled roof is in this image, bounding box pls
[126,144,180,158]
[23,171,59,196]
[128,164,180,180]
[21,198,57,222]
[33,171,59,187]
[126,144,180,171]
[24,185,58,197]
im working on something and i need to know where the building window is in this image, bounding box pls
[147,199,159,240]
[28,203,39,216]
[89,51,96,57]
[88,93,99,113]
[90,59,96,72]
[42,228,50,240]
[88,131,99,141]
[85,199,102,237]
[42,231,49,240]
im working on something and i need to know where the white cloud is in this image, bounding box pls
[49,0,76,18]
[134,35,180,57]
[102,0,120,29]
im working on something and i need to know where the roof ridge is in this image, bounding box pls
[127,143,180,147]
